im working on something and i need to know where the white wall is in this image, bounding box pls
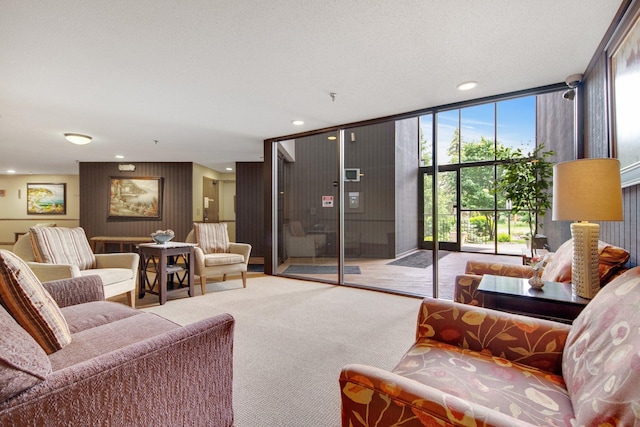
[191,163,237,241]
[0,175,80,248]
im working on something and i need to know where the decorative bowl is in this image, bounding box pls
[151,229,175,244]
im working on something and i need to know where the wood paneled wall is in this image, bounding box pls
[79,162,193,246]
[236,162,264,257]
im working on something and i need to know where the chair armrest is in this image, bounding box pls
[0,313,235,426]
[453,274,483,305]
[191,246,206,274]
[42,275,105,307]
[26,262,80,282]
[465,260,533,278]
[340,364,534,427]
[94,253,140,271]
[416,298,570,374]
[229,242,252,265]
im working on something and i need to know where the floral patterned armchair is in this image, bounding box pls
[454,239,630,306]
[340,266,640,426]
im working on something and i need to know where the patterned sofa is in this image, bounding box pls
[455,239,630,306]
[340,265,640,426]
[0,249,235,426]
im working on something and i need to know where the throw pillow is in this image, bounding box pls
[29,226,96,270]
[0,304,51,401]
[194,223,230,254]
[563,266,640,425]
[541,239,630,285]
[0,250,72,354]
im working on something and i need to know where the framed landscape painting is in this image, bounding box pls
[108,177,163,219]
[27,183,67,214]
[608,2,640,188]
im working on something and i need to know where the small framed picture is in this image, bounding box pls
[27,183,67,215]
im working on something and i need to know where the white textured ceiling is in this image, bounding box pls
[0,1,623,174]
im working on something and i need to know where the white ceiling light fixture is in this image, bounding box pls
[64,133,92,145]
[226,167,233,171]
[115,155,124,159]
[292,120,304,126]
[456,81,478,91]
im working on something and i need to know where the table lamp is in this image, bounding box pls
[552,158,623,299]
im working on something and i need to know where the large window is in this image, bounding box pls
[421,95,538,255]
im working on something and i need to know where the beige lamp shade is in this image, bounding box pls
[552,158,623,222]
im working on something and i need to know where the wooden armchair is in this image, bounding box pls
[12,227,138,307]
[185,223,251,295]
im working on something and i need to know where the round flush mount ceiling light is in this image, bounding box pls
[456,81,478,91]
[64,133,92,145]
[292,120,304,126]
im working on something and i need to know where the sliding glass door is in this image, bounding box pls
[276,131,339,283]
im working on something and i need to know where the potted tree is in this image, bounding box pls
[494,143,555,258]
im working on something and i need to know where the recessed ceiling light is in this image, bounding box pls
[64,133,92,145]
[115,155,124,159]
[456,81,478,91]
[226,167,233,171]
[292,120,304,126]
[328,136,337,140]
[7,169,16,174]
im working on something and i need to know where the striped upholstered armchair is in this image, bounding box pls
[185,222,251,295]
[12,227,138,307]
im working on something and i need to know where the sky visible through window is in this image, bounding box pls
[420,95,536,166]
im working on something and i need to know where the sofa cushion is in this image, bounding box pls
[60,301,141,334]
[204,253,245,267]
[48,311,179,371]
[393,338,572,425]
[563,266,640,425]
[0,250,72,355]
[0,304,52,401]
[194,223,230,254]
[541,239,629,285]
[29,226,96,271]
[79,268,133,286]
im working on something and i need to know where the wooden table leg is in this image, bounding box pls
[188,247,195,297]
[159,253,168,305]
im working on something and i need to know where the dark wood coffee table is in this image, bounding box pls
[478,275,590,323]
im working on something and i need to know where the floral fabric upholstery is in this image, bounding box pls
[455,262,533,306]
[455,239,629,307]
[341,267,640,427]
[562,266,640,426]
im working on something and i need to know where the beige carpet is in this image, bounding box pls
[136,276,423,426]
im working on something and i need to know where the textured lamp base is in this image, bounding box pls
[571,222,600,299]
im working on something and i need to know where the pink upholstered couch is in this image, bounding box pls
[340,266,640,426]
[1,253,234,426]
[455,239,630,306]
